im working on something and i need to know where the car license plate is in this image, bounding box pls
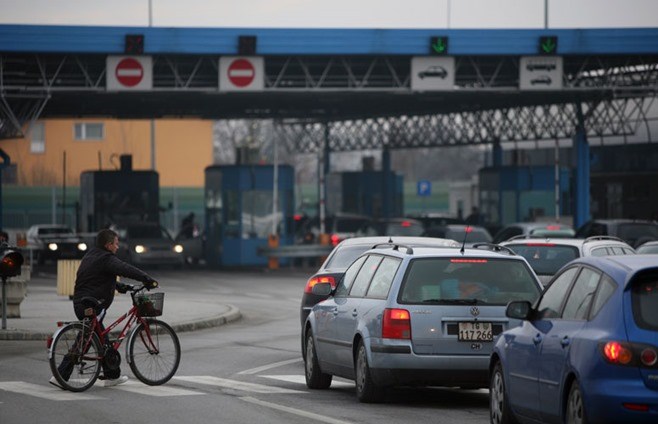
[458,322,493,342]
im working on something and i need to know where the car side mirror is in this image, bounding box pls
[312,282,334,296]
[506,300,532,320]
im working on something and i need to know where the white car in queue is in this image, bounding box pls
[302,241,543,403]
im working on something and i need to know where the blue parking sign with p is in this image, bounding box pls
[417,180,431,197]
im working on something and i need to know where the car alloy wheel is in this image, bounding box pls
[304,330,331,389]
[489,362,516,424]
[355,341,383,403]
[566,382,587,424]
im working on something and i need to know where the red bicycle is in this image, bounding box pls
[47,282,181,392]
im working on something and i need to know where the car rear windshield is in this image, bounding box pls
[335,219,370,233]
[529,228,575,238]
[505,244,579,275]
[127,226,170,239]
[618,224,658,245]
[384,222,424,237]
[631,271,658,331]
[445,229,491,243]
[324,245,372,269]
[399,257,541,305]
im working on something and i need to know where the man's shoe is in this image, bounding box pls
[49,376,64,390]
[104,375,129,387]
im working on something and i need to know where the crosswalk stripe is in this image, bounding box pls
[173,376,305,394]
[241,396,354,424]
[0,381,103,401]
[100,380,204,396]
[260,374,354,388]
[238,358,302,375]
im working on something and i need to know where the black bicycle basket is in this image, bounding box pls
[134,292,164,317]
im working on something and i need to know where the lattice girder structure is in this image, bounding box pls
[274,97,656,154]
[1,52,657,140]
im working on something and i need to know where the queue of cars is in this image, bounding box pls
[299,216,658,423]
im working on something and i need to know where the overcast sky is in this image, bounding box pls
[0,0,657,28]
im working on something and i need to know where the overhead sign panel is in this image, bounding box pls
[519,56,563,90]
[106,56,152,91]
[219,56,264,92]
[411,57,455,91]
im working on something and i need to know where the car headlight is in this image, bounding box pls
[78,242,88,251]
[135,245,146,254]
[174,244,184,253]
[48,243,58,251]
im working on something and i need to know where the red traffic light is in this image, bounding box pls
[0,250,24,278]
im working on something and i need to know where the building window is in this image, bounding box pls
[74,123,104,140]
[30,122,45,153]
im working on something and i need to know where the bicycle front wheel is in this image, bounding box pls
[48,322,102,392]
[127,319,181,385]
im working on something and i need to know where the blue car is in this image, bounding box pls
[489,255,658,424]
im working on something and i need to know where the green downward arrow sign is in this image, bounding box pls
[430,36,448,55]
[539,36,558,55]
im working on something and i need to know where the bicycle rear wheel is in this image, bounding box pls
[127,319,181,385]
[49,322,102,392]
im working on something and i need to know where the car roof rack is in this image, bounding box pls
[583,235,625,244]
[372,242,414,254]
[470,243,517,256]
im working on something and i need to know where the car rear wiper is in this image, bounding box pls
[421,298,484,305]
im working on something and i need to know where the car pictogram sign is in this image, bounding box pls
[219,56,264,92]
[106,56,152,91]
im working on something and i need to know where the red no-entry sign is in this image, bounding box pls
[227,59,255,87]
[115,58,144,87]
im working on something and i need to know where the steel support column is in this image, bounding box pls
[574,105,591,228]
[382,147,391,220]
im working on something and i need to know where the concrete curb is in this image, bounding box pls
[0,304,242,341]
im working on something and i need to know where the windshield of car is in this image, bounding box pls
[399,257,540,305]
[324,245,372,269]
[637,244,658,254]
[38,227,74,236]
[126,226,171,240]
[335,218,370,233]
[505,244,579,275]
[631,272,658,331]
[529,228,575,238]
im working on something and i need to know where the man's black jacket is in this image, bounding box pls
[73,246,152,311]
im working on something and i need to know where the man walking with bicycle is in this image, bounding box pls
[50,228,157,389]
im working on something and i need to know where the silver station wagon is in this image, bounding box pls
[303,242,543,402]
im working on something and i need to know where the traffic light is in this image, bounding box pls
[125,34,144,55]
[0,248,23,278]
[430,36,449,55]
[238,35,257,55]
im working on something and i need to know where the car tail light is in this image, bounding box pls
[450,258,488,263]
[330,234,340,246]
[304,275,336,294]
[623,403,649,412]
[601,341,658,368]
[382,308,411,339]
[546,225,562,230]
[603,341,633,364]
[401,221,412,227]
[640,348,658,366]
[294,214,303,221]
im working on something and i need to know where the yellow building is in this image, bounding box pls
[1,118,213,187]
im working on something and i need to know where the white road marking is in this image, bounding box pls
[240,396,354,424]
[101,380,204,396]
[260,375,354,389]
[173,376,305,394]
[238,358,302,375]
[0,381,103,401]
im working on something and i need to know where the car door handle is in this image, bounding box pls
[332,307,338,316]
[560,336,570,347]
[533,334,542,345]
[352,309,358,317]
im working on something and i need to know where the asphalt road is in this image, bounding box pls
[0,267,489,424]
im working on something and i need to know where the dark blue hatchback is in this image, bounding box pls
[490,255,658,424]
